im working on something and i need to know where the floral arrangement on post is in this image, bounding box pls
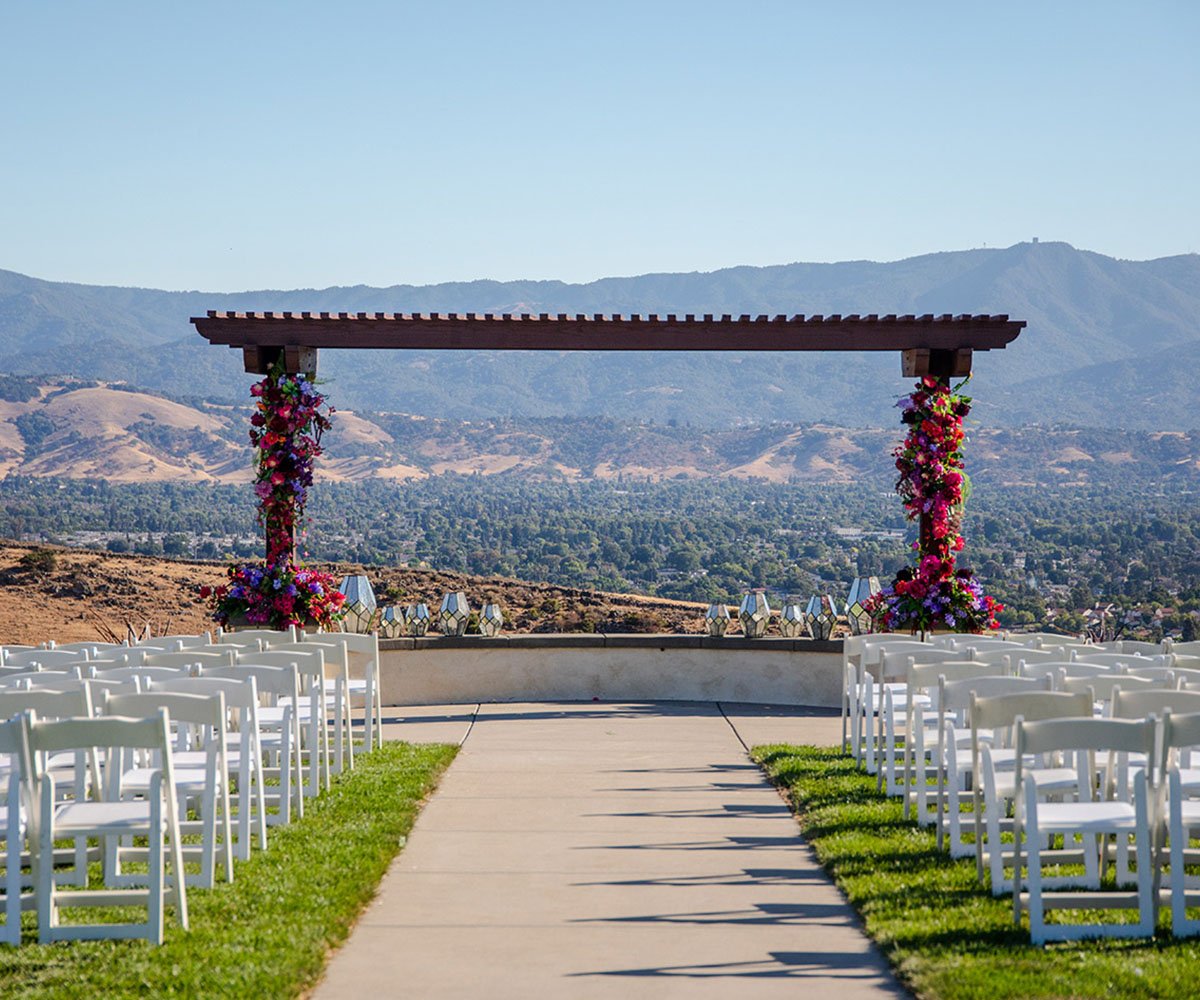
[863,376,1003,634]
[200,360,346,630]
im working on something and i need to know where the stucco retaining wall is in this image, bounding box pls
[378,634,843,707]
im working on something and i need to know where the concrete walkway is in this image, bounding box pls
[314,702,904,999]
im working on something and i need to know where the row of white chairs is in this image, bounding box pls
[0,626,385,944]
[842,632,1200,942]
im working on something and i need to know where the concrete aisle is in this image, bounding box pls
[315,702,904,999]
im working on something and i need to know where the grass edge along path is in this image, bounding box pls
[753,744,1200,1000]
[0,741,458,999]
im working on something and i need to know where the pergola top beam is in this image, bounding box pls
[192,311,1025,376]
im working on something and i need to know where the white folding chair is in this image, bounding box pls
[235,649,330,797]
[147,676,267,861]
[971,689,1094,894]
[203,665,303,825]
[1012,715,1158,943]
[101,691,233,890]
[318,630,383,751]
[0,714,32,945]
[25,710,189,944]
[1163,710,1200,936]
[937,674,1051,856]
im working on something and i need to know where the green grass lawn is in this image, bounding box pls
[753,744,1200,1000]
[0,741,457,999]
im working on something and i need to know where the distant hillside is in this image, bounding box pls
[1,241,1198,428]
[2,378,1198,488]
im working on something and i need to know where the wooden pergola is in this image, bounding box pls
[193,309,1026,568]
[192,311,1025,378]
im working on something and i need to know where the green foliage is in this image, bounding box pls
[2,473,1200,636]
[13,412,57,456]
[755,744,1200,1000]
[17,548,57,574]
[0,741,457,999]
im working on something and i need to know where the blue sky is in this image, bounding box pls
[1,1,1196,292]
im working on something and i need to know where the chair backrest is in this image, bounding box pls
[970,689,1094,732]
[1170,654,1200,672]
[881,646,969,682]
[10,669,86,688]
[1163,711,1200,755]
[1,648,90,669]
[302,630,377,680]
[47,641,121,655]
[218,626,296,646]
[941,673,1049,714]
[139,650,236,669]
[1008,649,1065,669]
[252,645,328,685]
[1019,660,1109,682]
[0,686,93,721]
[1120,639,1168,656]
[1061,673,1156,704]
[102,690,226,729]
[843,632,910,666]
[203,664,299,702]
[125,639,184,654]
[1017,715,1156,766]
[965,648,1016,668]
[1070,651,1158,668]
[1119,666,1176,684]
[1171,642,1200,657]
[861,639,928,670]
[1111,687,1200,720]
[25,709,171,757]
[136,632,213,650]
[89,666,190,687]
[910,659,999,693]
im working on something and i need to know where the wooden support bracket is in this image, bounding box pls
[241,345,319,376]
[901,347,972,378]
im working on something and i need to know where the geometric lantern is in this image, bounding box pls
[377,605,405,639]
[479,602,504,637]
[338,574,377,634]
[779,603,806,638]
[845,576,881,635]
[439,591,471,637]
[705,603,732,637]
[404,603,431,637]
[738,591,771,639]
[805,593,838,641]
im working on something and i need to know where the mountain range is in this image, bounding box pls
[2,379,1197,488]
[1,241,1197,429]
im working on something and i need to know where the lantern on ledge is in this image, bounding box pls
[779,603,806,638]
[805,594,838,641]
[377,605,404,640]
[738,591,771,639]
[705,603,732,637]
[404,603,431,636]
[439,592,471,637]
[845,576,881,635]
[338,575,377,634]
[479,603,504,637]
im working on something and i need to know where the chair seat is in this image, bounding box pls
[53,800,158,835]
[121,766,215,793]
[995,767,1078,798]
[1036,801,1137,833]
[0,806,25,840]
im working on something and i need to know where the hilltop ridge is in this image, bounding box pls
[2,242,1198,429]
